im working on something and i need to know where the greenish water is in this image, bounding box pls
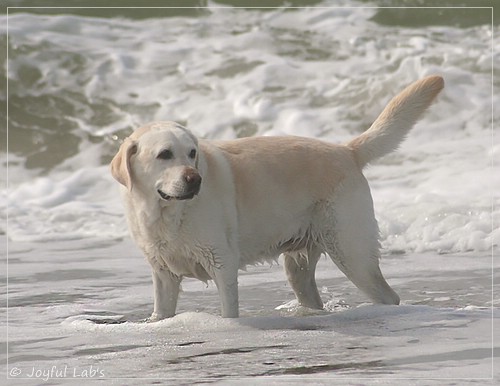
[3,0,497,27]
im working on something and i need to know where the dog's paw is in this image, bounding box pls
[145,312,173,322]
[145,313,162,322]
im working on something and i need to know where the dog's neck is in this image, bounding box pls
[124,187,191,244]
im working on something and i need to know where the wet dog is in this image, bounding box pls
[111,76,444,318]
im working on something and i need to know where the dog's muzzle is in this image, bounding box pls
[157,169,202,201]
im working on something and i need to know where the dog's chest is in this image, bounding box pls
[135,216,215,281]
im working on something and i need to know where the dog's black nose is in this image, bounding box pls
[184,169,202,189]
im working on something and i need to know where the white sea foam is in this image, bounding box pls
[3,5,498,254]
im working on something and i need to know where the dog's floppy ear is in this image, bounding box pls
[110,138,137,191]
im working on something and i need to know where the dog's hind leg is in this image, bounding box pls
[283,246,323,309]
[324,176,400,305]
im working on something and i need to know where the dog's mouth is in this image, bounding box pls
[157,188,199,201]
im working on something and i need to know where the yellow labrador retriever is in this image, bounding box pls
[111,76,444,319]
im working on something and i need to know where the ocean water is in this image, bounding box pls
[2,1,499,384]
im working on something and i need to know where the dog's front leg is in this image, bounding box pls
[149,268,182,321]
[215,277,239,318]
[211,253,239,318]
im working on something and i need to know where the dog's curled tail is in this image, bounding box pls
[348,75,444,168]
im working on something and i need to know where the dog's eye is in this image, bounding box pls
[157,149,173,160]
[189,149,197,159]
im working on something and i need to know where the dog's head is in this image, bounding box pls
[111,121,202,202]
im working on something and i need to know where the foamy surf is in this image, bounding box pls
[3,4,497,253]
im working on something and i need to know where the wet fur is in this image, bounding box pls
[111,76,444,318]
